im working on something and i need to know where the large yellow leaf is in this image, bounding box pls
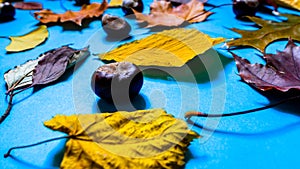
[6,25,48,52]
[275,0,300,10]
[44,109,200,169]
[98,28,225,67]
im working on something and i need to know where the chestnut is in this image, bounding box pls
[102,14,131,38]
[91,62,143,102]
[233,0,259,18]
[0,2,15,21]
[121,0,143,15]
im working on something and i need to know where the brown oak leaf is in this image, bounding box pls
[34,0,108,26]
[233,39,300,92]
[134,0,212,27]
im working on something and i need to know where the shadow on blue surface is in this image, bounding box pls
[96,93,148,113]
[8,155,58,169]
[142,50,233,83]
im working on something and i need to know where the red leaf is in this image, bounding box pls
[233,39,300,92]
[14,2,43,10]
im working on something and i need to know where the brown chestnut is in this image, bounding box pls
[102,14,131,38]
[91,62,143,102]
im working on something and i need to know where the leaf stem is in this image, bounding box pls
[185,95,300,119]
[0,92,14,124]
[4,135,92,158]
[4,135,71,158]
[187,3,234,22]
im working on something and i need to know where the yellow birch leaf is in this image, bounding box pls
[109,0,123,7]
[6,25,48,52]
[44,109,200,169]
[275,0,300,10]
[98,28,225,67]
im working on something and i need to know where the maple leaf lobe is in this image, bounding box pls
[233,39,300,92]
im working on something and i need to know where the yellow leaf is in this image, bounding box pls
[98,28,225,67]
[44,109,200,169]
[6,25,48,52]
[109,0,123,7]
[275,0,300,10]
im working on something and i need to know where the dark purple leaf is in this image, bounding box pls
[233,39,300,92]
[32,46,78,86]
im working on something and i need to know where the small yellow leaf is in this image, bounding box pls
[275,0,300,10]
[98,28,225,67]
[44,109,200,169]
[6,25,48,52]
[109,0,123,7]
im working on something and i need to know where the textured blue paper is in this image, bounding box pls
[1,0,300,168]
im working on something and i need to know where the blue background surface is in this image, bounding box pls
[1,0,300,168]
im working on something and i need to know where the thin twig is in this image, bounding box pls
[4,135,93,158]
[185,95,300,119]
[0,91,14,124]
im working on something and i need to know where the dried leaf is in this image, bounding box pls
[227,14,300,52]
[14,2,43,10]
[134,0,212,27]
[108,0,122,7]
[4,46,90,90]
[34,1,108,26]
[233,39,300,92]
[5,25,48,52]
[275,0,300,10]
[44,109,200,169]
[98,28,225,67]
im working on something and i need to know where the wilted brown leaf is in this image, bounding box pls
[44,109,200,169]
[34,0,108,26]
[134,0,212,27]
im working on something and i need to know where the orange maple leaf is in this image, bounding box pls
[34,0,108,26]
[134,0,212,27]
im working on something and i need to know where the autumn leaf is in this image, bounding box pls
[98,28,225,67]
[14,2,43,10]
[44,109,200,169]
[108,0,122,7]
[134,0,212,27]
[233,39,300,92]
[275,0,300,10]
[34,0,108,26]
[1,46,90,124]
[227,14,300,52]
[5,25,48,52]
[4,46,90,90]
